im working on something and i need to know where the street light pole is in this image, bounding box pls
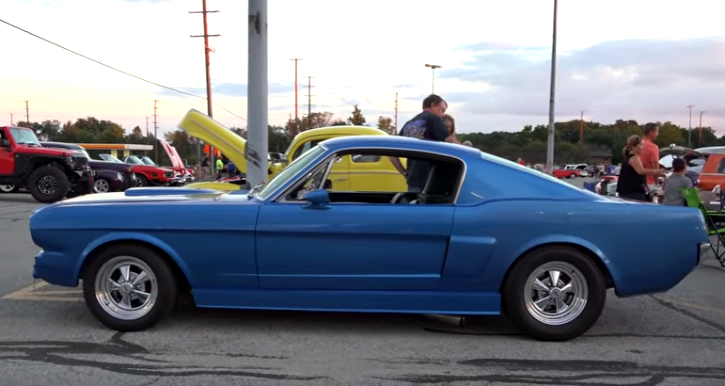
[545,0,558,174]
[699,110,707,142]
[246,0,268,187]
[687,105,694,146]
[425,64,441,94]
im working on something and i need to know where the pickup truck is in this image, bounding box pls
[179,109,407,192]
[0,126,93,202]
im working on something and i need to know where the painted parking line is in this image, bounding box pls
[2,280,83,302]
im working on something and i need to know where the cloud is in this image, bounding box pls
[438,37,725,132]
[156,81,294,98]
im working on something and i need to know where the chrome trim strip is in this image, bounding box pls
[270,146,468,204]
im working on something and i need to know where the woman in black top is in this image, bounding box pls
[617,135,664,201]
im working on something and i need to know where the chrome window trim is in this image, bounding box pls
[270,146,467,204]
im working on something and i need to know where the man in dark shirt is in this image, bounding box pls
[390,94,460,192]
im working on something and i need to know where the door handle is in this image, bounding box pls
[334,177,348,181]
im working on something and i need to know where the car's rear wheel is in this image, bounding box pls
[502,246,606,341]
[0,184,18,193]
[27,166,70,203]
[83,244,178,331]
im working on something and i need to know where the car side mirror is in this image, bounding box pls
[302,189,330,210]
[0,138,9,148]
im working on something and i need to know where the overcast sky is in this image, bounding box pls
[1,0,723,135]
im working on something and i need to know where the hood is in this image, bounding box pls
[17,144,77,157]
[178,109,247,171]
[43,187,225,206]
[158,138,185,170]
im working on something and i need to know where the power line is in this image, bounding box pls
[0,17,246,122]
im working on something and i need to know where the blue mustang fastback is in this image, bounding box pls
[28,130,710,341]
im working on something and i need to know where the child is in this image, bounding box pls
[662,158,691,206]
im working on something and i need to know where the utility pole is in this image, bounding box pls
[424,64,441,94]
[145,117,149,137]
[687,105,694,147]
[190,0,220,174]
[545,0,558,174]
[579,111,584,144]
[699,111,707,142]
[246,0,268,187]
[24,101,29,124]
[290,58,303,140]
[305,76,315,119]
[10,113,13,126]
[153,100,159,162]
[394,92,399,135]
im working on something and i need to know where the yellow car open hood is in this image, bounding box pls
[177,109,247,171]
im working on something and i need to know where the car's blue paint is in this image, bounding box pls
[29,135,709,315]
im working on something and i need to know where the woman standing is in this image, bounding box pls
[616,135,664,201]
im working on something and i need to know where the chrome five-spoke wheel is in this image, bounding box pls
[502,246,606,342]
[94,256,158,321]
[524,261,588,326]
[83,244,179,331]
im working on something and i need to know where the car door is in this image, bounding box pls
[0,128,14,175]
[256,202,453,291]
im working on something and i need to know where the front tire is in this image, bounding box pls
[502,246,606,341]
[82,244,178,331]
[135,174,148,187]
[93,178,111,193]
[0,184,18,193]
[27,166,70,203]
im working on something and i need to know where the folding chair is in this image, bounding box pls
[682,187,725,266]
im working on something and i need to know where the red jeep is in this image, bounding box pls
[0,126,93,203]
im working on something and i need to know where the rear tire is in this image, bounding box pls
[502,246,606,341]
[27,166,70,203]
[83,244,178,331]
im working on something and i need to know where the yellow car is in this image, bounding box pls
[178,109,407,192]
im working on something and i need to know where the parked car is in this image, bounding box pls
[40,142,136,193]
[137,155,194,184]
[552,166,581,179]
[98,154,176,187]
[0,126,93,202]
[29,121,709,342]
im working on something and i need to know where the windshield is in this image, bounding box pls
[125,155,144,165]
[141,156,156,165]
[257,145,327,200]
[9,128,40,145]
[100,154,123,163]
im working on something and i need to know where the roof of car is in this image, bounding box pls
[319,135,482,158]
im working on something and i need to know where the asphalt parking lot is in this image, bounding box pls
[1,186,725,386]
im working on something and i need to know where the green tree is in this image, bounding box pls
[377,116,394,134]
[347,105,366,126]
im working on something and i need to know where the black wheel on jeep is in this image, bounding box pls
[27,166,71,203]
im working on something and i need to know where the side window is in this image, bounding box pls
[292,140,321,160]
[351,154,381,163]
[0,129,6,140]
[717,158,725,173]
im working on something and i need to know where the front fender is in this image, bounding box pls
[76,232,197,286]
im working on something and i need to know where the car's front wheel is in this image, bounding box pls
[27,166,70,203]
[93,178,111,193]
[502,246,606,341]
[83,244,178,331]
[0,184,18,193]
